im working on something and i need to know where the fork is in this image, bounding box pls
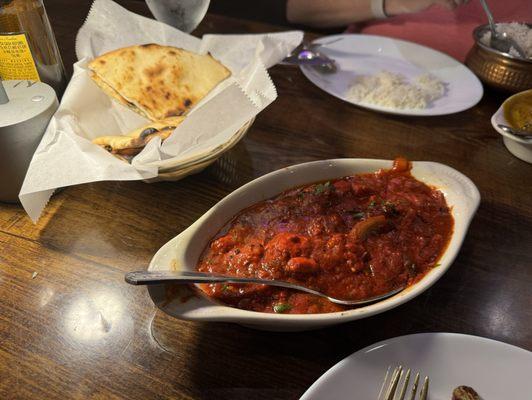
[377,365,429,400]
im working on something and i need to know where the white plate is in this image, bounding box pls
[301,333,532,399]
[147,159,480,331]
[300,34,483,116]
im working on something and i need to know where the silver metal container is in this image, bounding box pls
[0,80,58,203]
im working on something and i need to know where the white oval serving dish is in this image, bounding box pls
[147,159,480,331]
[491,90,532,164]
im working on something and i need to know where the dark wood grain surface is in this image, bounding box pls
[1,1,531,399]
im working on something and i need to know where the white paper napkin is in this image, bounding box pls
[19,0,302,222]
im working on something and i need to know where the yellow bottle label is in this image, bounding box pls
[0,33,40,81]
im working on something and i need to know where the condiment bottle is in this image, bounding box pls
[0,0,66,96]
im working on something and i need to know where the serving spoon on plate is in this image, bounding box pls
[125,270,405,306]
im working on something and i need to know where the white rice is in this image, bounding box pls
[346,71,445,110]
[480,22,532,58]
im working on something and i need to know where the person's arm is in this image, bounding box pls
[286,0,464,28]
[286,0,374,27]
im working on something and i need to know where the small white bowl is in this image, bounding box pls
[491,91,532,164]
[147,159,480,331]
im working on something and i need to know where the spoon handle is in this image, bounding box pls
[498,124,532,140]
[479,0,496,32]
[125,270,303,291]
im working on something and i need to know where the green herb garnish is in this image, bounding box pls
[352,212,365,219]
[273,303,292,313]
[368,200,377,208]
[382,201,398,215]
[314,181,331,195]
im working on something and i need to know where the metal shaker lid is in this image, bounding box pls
[0,80,57,128]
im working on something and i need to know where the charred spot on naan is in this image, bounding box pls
[138,125,176,141]
[143,63,167,79]
[162,99,193,118]
[92,116,184,160]
[94,126,174,157]
[123,49,137,62]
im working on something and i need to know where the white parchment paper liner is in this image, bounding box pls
[19,0,302,222]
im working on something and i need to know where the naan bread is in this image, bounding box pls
[90,73,150,119]
[93,116,184,158]
[88,44,230,120]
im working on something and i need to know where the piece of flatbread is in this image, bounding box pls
[93,116,184,159]
[91,73,150,119]
[88,44,231,120]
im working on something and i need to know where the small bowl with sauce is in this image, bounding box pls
[145,159,480,331]
[491,89,532,163]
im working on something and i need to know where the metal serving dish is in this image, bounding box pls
[465,23,532,93]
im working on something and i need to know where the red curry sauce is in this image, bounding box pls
[197,158,453,314]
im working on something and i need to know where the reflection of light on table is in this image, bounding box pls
[478,278,520,340]
[63,289,126,342]
[39,286,55,307]
[71,232,119,258]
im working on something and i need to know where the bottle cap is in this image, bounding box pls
[0,80,57,128]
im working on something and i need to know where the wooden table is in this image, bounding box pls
[1,1,531,399]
